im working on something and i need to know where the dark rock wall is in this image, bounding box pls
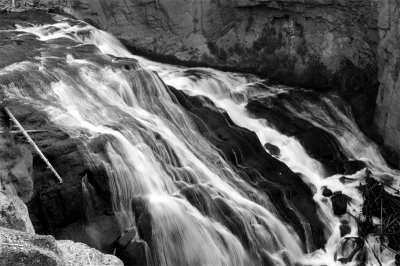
[374,0,400,167]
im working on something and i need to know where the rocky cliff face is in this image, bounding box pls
[374,0,400,166]
[0,1,390,156]
[61,0,380,132]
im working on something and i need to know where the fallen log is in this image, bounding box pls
[3,107,63,184]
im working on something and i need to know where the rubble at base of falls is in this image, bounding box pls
[320,170,400,266]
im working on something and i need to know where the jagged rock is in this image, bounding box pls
[0,227,123,266]
[0,192,34,233]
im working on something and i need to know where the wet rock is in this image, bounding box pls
[169,86,326,250]
[213,197,250,248]
[322,187,333,197]
[331,191,351,216]
[132,195,147,226]
[178,184,214,216]
[117,239,152,266]
[112,57,139,71]
[339,176,357,184]
[343,160,366,175]
[245,90,354,176]
[136,205,153,253]
[339,224,351,237]
[117,228,136,249]
[264,143,280,157]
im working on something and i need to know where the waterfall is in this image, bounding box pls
[1,15,397,266]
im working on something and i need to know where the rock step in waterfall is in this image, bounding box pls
[0,12,399,266]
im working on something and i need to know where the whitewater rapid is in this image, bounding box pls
[1,15,398,266]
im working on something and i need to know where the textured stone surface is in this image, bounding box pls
[0,227,123,266]
[57,240,123,266]
[374,0,400,166]
[0,134,34,202]
[0,192,34,233]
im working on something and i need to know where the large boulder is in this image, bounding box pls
[0,192,34,233]
[58,240,123,266]
[0,227,123,266]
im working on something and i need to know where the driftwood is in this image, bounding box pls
[358,170,400,263]
[3,107,63,184]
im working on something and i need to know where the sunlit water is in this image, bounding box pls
[0,15,398,265]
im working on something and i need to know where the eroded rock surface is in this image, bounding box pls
[374,0,400,167]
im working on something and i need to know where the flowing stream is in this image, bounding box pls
[1,15,399,266]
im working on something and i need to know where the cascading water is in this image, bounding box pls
[1,14,398,266]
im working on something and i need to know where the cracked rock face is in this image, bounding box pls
[0,0,382,137]
[374,0,400,167]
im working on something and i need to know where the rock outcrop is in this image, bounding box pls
[374,0,400,167]
[0,116,122,265]
[0,227,123,266]
[0,192,34,233]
